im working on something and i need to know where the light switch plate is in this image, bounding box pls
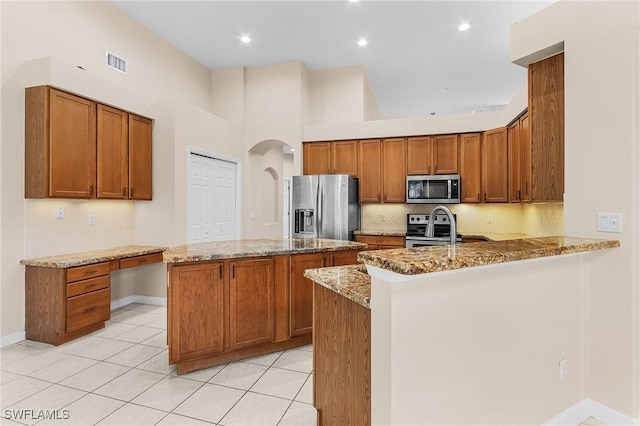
[597,213,623,233]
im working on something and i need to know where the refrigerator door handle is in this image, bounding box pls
[317,185,323,238]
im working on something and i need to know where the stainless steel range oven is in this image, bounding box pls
[405,213,462,248]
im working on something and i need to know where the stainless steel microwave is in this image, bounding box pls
[406,174,460,204]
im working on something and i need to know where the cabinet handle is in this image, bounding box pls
[484,193,487,202]
[130,188,134,197]
[219,265,223,279]
[525,182,529,195]
[89,185,94,196]
[517,190,522,200]
[84,306,97,313]
[232,264,236,278]
[476,193,480,201]
[85,283,97,290]
[84,270,98,275]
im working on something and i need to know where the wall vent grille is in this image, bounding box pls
[106,52,127,74]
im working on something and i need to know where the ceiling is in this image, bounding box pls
[111,0,554,120]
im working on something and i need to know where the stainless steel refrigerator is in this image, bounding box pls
[291,175,360,240]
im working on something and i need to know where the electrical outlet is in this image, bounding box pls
[55,207,64,220]
[487,215,493,224]
[559,358,568,381]
[597,213,623,233]
[88,215,96,226]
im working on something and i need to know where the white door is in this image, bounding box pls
[188,153,237,243]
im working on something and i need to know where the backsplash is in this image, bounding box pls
[361,203,564,236]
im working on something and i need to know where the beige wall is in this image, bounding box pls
[307,65,367,124]
[510,0,639,418]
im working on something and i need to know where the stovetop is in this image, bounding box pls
[406,213,461,241]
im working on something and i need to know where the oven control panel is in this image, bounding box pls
[407,214,454,225]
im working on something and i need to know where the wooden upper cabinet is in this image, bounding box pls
[459,133,481,203]
[519,113,532,202]
[358,139,382,203]
[407,136,432,175]
[25,85,153,200]
[529,52,564,202]
[303,142,331,175]
[432,134,459,174]
[97,105,128,199]
[407,135,459,175]
[303,141,358,176]
[128,115,153,200]
[381,138,407,203]
[330,140,358,175]
[25,86,96,198]
[508,118,522,203]
[482,128,509,203]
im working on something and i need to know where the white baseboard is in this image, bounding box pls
[111,295,166,309]
[543,398,639,426]
[0,330,26,348]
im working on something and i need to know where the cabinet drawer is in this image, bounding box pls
[355,235,405,247]
[66,288,110,333]
[119,252,163,269]
[67,262,110,283]
[67,275,110,298]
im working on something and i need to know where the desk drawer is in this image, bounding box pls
[67,275,110,298]
[67,262,110,283]
[66,288,110,333]
[119,252,163,269]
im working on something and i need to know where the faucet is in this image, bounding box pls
[425,205,457,245]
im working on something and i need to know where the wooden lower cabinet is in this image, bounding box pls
[229,258,275,349]
[168,250,361,374]
[354,235,405,250]
[313,283,371,426]
[169,262,227,364]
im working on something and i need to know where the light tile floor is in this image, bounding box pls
[0,303,316,426]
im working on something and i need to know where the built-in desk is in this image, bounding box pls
[21,245,167,345]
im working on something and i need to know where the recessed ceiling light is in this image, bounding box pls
[441,87,452,93]
[240,35,251,44]
[348,0,360,2]
[458,22,470,32]
[357,38,368,47]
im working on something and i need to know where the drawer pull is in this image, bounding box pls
[84,270,98,276]
[84,306,97,313]
[85,283,97,290]
[138,259,147,264]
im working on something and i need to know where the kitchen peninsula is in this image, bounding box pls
[305,236,620,426]
[162,238,365,374]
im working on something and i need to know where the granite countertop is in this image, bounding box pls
[358,236,620,275]
[304,236,620,310]
[21,245,168,268]
[163,238,367,264]
[463,233,531,241]
[304,264,371,309]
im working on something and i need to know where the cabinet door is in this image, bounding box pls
[48,88,96,198]
[432,134,459,174]
[508,119,522,203]
[128,115,153,200]
[382,138,407,203]
[169,262,226,363]
[519,113,532,203]
[529,53,564,202]
[459,133,482,203]
[407,136,432,175]
[290,253,327,337]
[358,139,382,203]
[482,128,509,203]
[331,140,359,176]
[97,105,128,199]
[303,142,331,175]
[329,250,360,266]
[229,258,275,349]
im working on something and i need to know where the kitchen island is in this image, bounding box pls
[163,238,365,374]
[304,236,620,426]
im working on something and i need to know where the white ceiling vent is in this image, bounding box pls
[106,52,127,74]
